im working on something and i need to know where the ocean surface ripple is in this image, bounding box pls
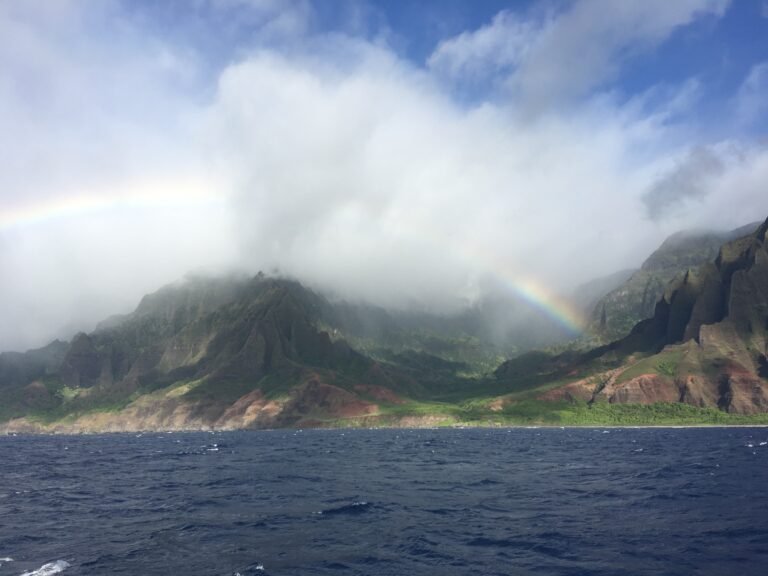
[1,428,767,575]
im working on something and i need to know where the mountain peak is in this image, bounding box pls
[584,220,764,343]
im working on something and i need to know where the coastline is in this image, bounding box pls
[3,417,768,436]
[4,395,768,435]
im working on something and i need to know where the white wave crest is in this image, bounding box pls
[19,560,70,576]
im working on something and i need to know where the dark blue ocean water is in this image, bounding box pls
[1,428,768,576]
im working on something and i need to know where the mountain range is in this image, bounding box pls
[2,217,767,431]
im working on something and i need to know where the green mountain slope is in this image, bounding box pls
[494,217,768,417]
[585,223,760,343]
[0,275,480,430]
[2,218,768,431]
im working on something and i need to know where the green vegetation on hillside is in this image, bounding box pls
[2,216,767,432]
[320,399,768,428]
[496,400,768,426]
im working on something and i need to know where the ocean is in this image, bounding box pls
[1,428,767,575]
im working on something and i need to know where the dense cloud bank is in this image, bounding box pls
[0,0,767,351]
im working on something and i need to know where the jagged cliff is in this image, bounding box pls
[503,218,768,414]
[584,223,760,342]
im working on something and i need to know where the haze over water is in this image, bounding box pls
[2,428,767,575]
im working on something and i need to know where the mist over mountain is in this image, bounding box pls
[2,1,768,353]
[494,217,768,417]
[0,215,766,431]
[582,222,762,343]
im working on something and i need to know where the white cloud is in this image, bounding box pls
[209,0,312,40]
[200,43,734,313]
[0,193,236,349]
[683,143,768,230]
[641,146,725,219]
[0,0,237,351]
[429,0,729,110]
[0,0,202,204]
[427,10,536,83]
[735,61,768,127]
[1,0,765,354]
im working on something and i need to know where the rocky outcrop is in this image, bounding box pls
[354,384,406,404]
[536,378,595,403]
[595,219,768,359]
[717,369,768,415]
[586,222,760,342]
[275,379,378,426]
[678,374,720,408]
[216,389,282,429]
[596,374,680,405]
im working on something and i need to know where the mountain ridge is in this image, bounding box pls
[493,217,768,416]
[2,218,768,431]
[583,222,762,343]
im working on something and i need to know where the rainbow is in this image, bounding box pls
[0,178,219,233]
[406,214,586,334]
[1,187,585,334]
[494,271,585,334]
[457,243,585,334]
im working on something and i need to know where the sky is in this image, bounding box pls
[1,0,768,351]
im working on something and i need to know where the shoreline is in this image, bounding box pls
[3,421,768,436]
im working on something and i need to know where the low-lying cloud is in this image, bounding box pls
[1,0,767,352]
[641,147,726,220]
[204,45,661,309]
